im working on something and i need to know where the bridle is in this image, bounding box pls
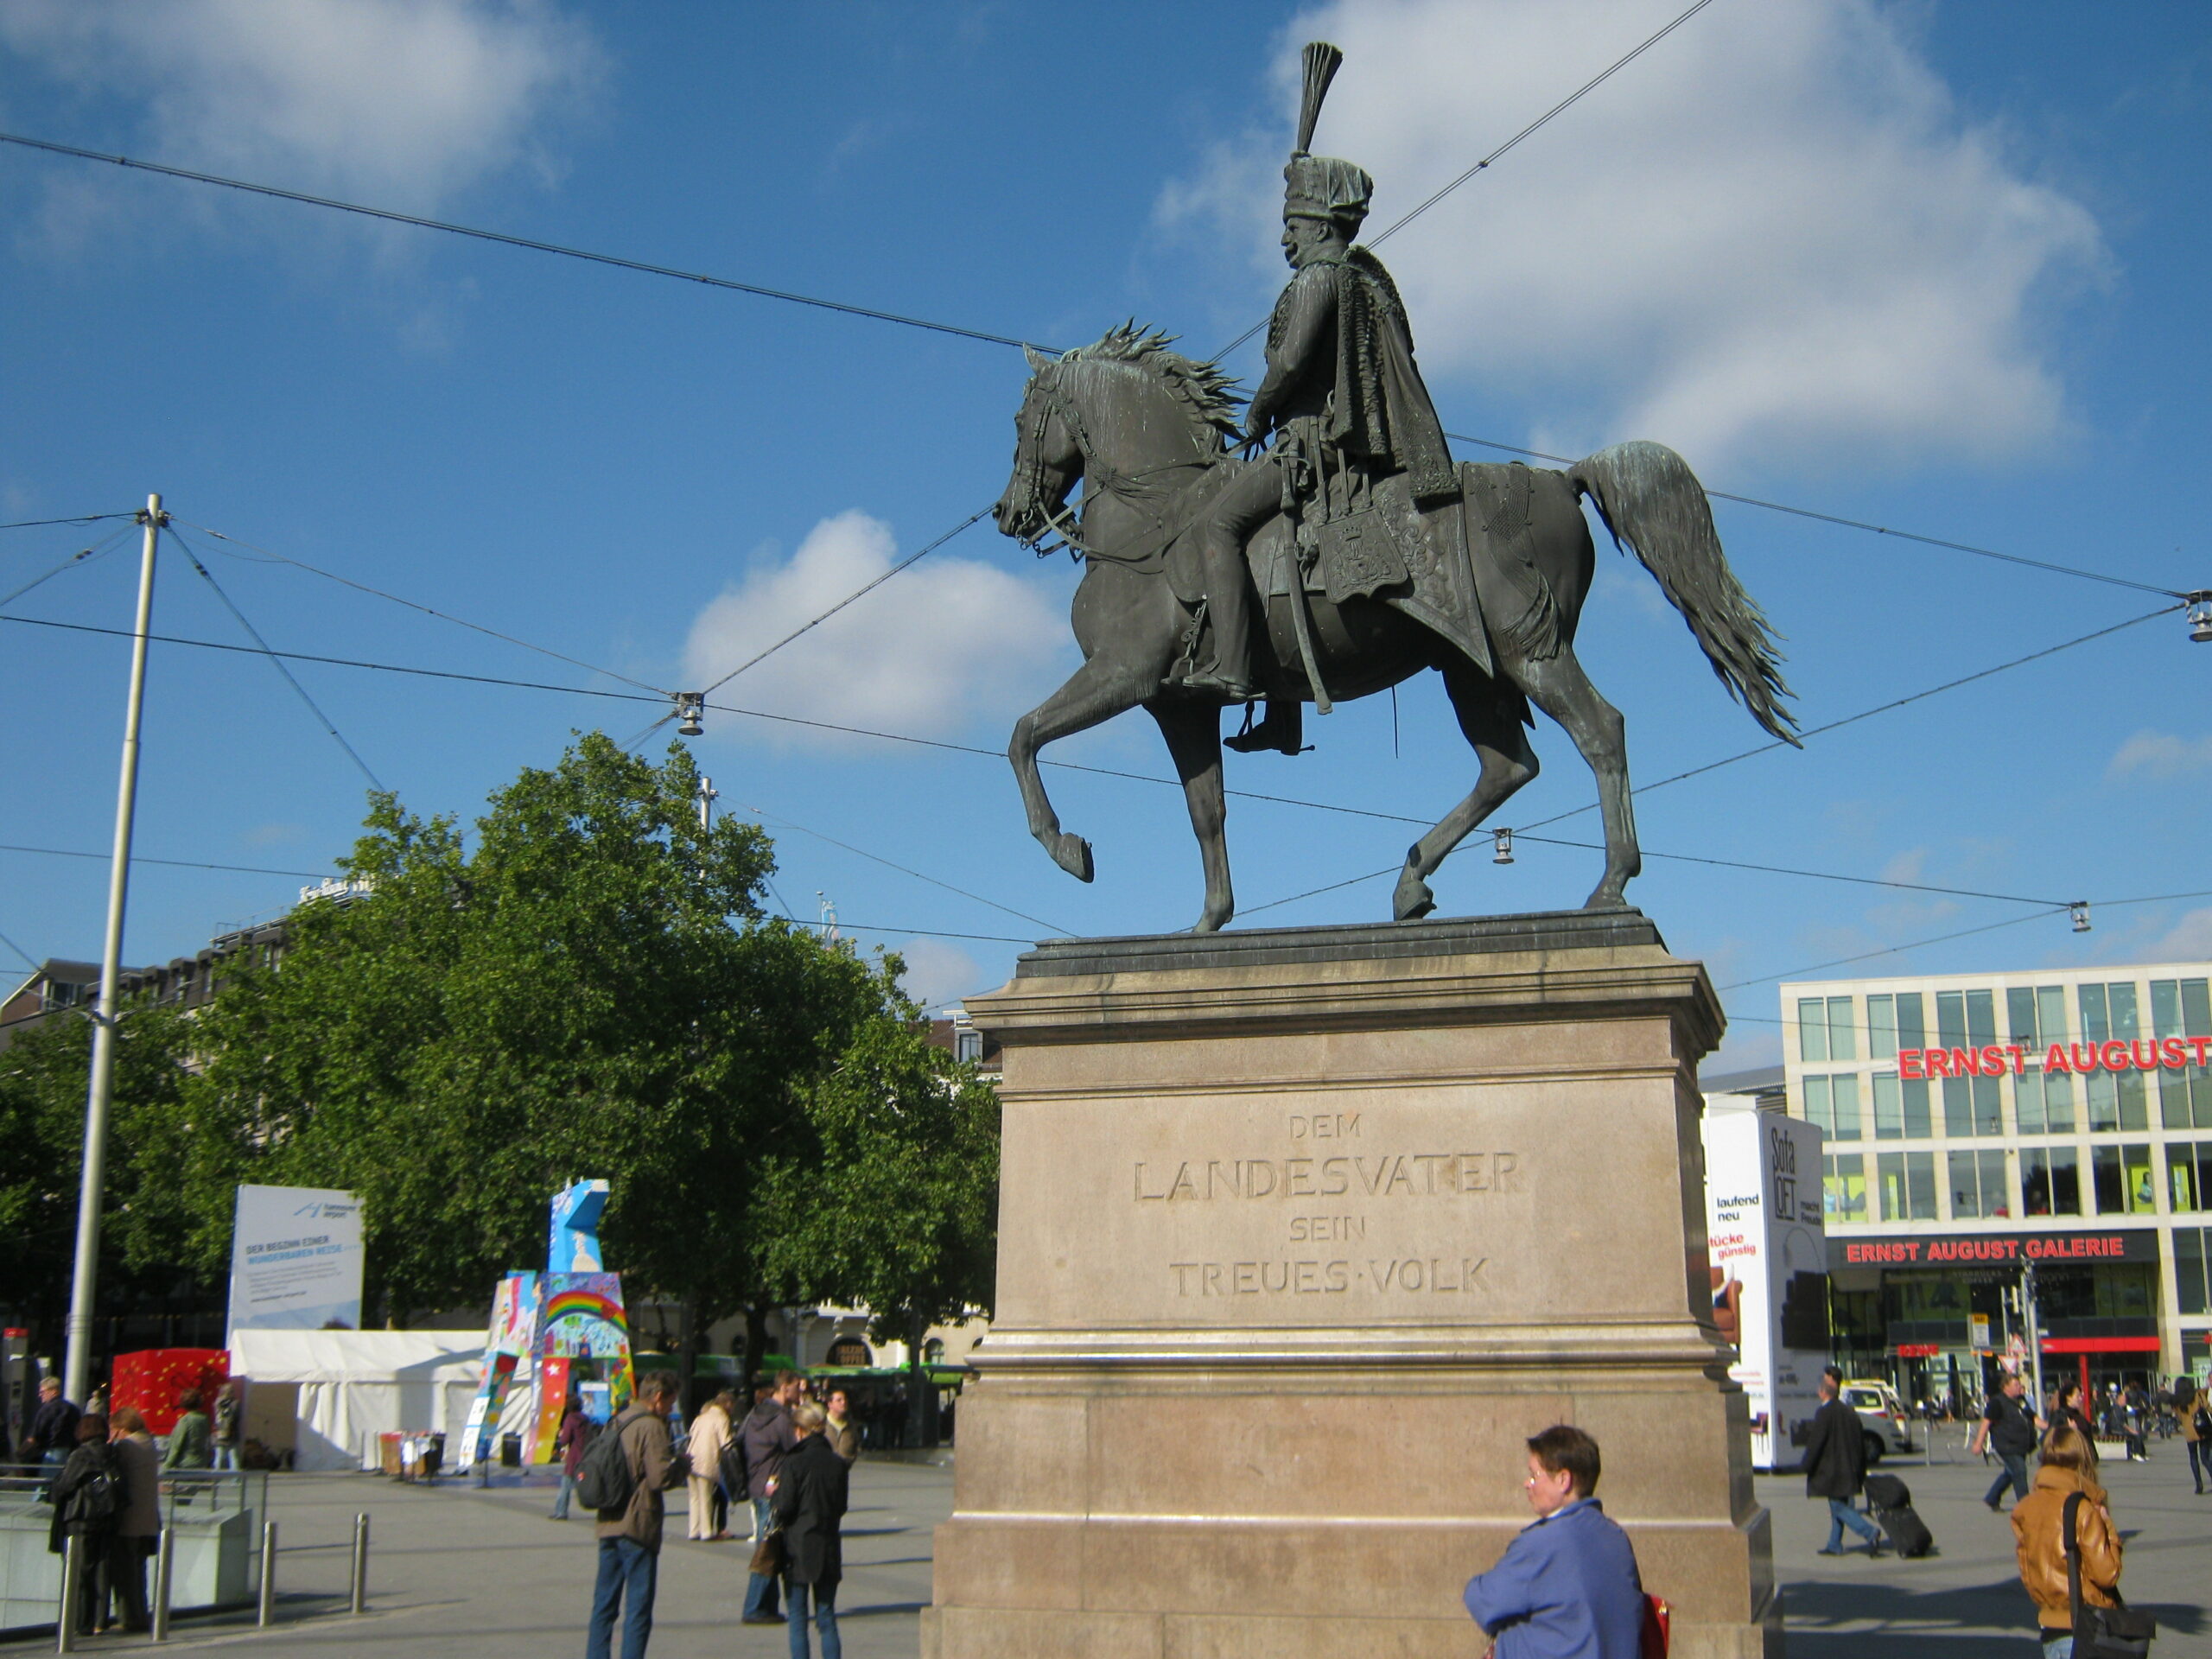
[1014,364,1221,563]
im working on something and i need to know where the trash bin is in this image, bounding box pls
[499,1433,522,1468]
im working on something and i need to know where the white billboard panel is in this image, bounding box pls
[226,1184,365,1343]
[1701,1113,1827,1469]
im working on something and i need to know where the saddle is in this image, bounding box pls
[1245,461,1558,679]
[1089,458,1559,686]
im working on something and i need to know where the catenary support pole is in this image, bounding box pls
[60,493,162,1404]
[2024,1258,2045,1413]
[257,1519,277,1627]
[150,1523,175,1641]
[349,1512,369,1614]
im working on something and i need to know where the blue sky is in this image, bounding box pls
[2,0,2207,1069]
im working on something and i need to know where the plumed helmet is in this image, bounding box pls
[1283,154,1373,225]
[1282,41,1368,226]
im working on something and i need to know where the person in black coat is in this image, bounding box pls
[46,1414,120,1633]
[772,1403,850,1658]
[1802,1372,1885,1558]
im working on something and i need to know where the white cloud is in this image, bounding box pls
[889,938,993,1011]
[681,510,1071,747]
[2140,908,2212,963]
[0,0,597,210]
[1160,0,2106,472]
[2107,730,2212,782]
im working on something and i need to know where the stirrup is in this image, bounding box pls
[1224,698,1308,756]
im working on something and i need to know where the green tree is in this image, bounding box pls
[188,733,887,1349]
[0,1001,229,1345]
[758,1003,1000,1428]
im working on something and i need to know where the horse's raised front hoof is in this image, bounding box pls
[1049,833,1094,883]
[1393,872,1437,922]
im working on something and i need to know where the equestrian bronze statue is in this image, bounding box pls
[993,43,1797,932]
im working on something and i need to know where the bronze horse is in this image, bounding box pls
[994,326,1797,932]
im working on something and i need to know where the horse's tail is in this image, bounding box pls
[1570,440,1800,745]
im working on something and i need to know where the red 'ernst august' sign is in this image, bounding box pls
[1834,1231,2158,1268]
[1896,1039,2211,1080]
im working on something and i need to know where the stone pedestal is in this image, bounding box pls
[921,909,1779,1659]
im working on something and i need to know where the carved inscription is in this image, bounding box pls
[1132,1152,1519,1201]
[1130,1109,1524,1301]
[1167,1256,1492,1297]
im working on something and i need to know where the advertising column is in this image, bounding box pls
[1702,1113,1829,1469]
[226,1185,365,1344]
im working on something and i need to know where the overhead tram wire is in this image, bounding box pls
[1238,603,2183,918]
[175,518,671,696]
[697,507,995,697]
[168,526,385,791]
[1,512,137,532]
[0,924,42,974]
[1214,0,1721,359]
[0,842,337,880]
[1510,603,2183,836]
[0,524,137,611]
[1445,433,2194,601]
[1717,887,2212,997]
[0,132,1051,355]
[2,606,2158,917]
[736,802,1073,937]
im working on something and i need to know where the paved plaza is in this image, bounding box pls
[5,1441,2206,1656]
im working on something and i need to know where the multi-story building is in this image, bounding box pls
[1777,960,2212,1407]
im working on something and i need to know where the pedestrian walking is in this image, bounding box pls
[1462,1424,1648,1657]
[162,1389,213,1471]
[2121,1382,2150,1463]
[211,1381,243,1471]
[47,1414,119,1634]
[741,1372,802,1624]
[823,1389,860,1463]
[684,1389,734,1541]
[1802,1370,1885,1556]
[586,1371,685,1659]
[550,1394,593,1521]
[1973,1372,2040,1512]
[2049,1381,2095,1448]
[2011,1423,2125,1658]
[107,1408,159,1632]
[773,1402,850,1659]
[2183,1380,2211,1496]
[26,1376,79,1476]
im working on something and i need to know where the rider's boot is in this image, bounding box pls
[1181,524,1261,701]
[1224,698,1305,756]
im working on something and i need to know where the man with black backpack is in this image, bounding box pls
[46,1414,120,1635]
[581,1372,686,1659]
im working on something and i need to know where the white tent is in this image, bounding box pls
[230,1329,484,1471]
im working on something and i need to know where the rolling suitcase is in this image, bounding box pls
[1863,1472,1935,1557]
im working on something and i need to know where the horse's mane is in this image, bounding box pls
[1061,322,1244,449]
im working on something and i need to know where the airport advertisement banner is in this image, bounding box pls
[226,1184,365,1343]
[1702,1113,1829,1470]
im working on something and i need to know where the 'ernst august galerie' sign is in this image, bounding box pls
[1833,1229,2158,1269]
[1896,1038,2212,1079]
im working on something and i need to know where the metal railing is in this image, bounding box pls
[46,1503,370,1643]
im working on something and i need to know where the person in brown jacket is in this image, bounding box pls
[2012,1422,2121,1657]
[588,1372,686,1659]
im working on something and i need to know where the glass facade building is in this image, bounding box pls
[1779,960,2212,1402]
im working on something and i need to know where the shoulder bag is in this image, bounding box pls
[2064,1491,2155,1657]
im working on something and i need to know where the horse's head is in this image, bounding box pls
[996,327,1245,553]
[996,344,1082,549]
